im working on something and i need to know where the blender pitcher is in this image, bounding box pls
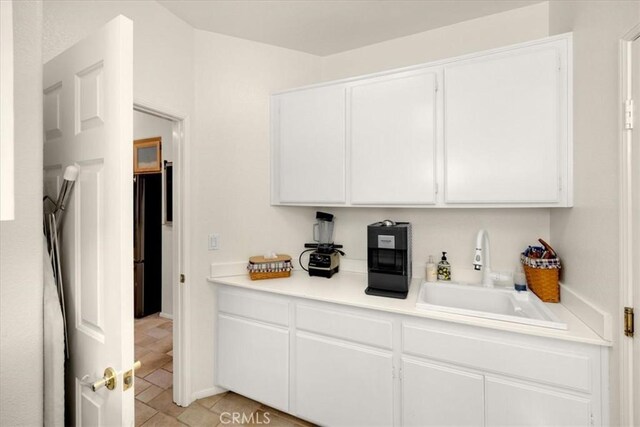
[313,212,335,245]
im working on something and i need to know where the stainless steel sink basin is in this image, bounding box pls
[416,281,567,330]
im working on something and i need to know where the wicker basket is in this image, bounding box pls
[522,263,560,303]
[247,254,293,281]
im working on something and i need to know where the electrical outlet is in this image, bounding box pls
[208,233,220,250]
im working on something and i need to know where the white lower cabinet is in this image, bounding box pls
[402,358,484,427]
[485,376,592,427]
[214,286,606,427]
[216,314,289,411]
[295,332,394,426]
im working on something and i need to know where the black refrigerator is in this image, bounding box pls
[134,173,162,318]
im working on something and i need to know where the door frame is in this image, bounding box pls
[133,99,192,407]
[619,22,640,427]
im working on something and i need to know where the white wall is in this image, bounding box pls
[548,2,640,425]
[192,29,322,395]
[321,2,549,80]
[133,110,174,317]
[0,1,44,425]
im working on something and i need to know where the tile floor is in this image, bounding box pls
[134,313,314,427]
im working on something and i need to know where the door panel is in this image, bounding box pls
[217,314,289,411]
[295,332,393,427]
[350,70,438,205]
[485,376,590,426]
[43,16,133,426]
[444,43,566,204]
[402,358,484,427]
[275,85,346,204]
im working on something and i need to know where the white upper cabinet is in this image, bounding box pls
[350,70,439,205]
[272,85,346,204]
[443,38,571,206]
[271,34,572,208]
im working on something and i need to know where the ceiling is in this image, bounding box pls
[158,0,542,56]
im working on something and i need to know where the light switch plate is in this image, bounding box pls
[208,233,220,250]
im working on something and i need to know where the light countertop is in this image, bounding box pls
[207,270,610,347]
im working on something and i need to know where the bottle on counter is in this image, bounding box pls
[514,264,527,292]
[437,252,451,281]
[425,255,437,282]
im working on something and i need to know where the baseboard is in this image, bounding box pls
[159,312,173,320]
[191,386,227,401]
[560,283,613,341]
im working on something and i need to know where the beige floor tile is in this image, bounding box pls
[147,388,186,418]
[258,405,316,427]
[167,350,174,356]
[177,403,222,427]
[135,333,157,347]
[145,368,173,389]
[135,345,151,359]
[135,377,152,396]
[135,400,157,427]
[211,393,261,418]
[196,392,227,409]
[243,410,298,427]
[146,335,173,354]
[146,327,171,340]
[136,384,164,403]
[159,321,173,330]
[141,411,188,427]
[162,360,173,373]
[141,411,187,427]
[137,352,172,377]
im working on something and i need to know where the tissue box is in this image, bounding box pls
[247,254,293,280]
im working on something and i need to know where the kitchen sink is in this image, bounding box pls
[415,281,567,330]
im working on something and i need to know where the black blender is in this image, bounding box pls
[303,212,344,278]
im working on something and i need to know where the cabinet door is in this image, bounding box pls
[444,42,568,205]
[402,358,484,427]
[274,85,346,204]
[294,332,393,426]
[350,70,438,205]
[217,314,289,411]
[485,377,591,427]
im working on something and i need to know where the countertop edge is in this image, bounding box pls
[206,274,612,347]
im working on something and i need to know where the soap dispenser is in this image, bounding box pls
[437,252,451,281]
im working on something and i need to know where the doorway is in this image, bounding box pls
[133,111,173,319]
[132,104,188,414]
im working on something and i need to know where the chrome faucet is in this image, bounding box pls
[473,229,495,287]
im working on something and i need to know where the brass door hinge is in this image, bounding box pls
[624,307,634,337]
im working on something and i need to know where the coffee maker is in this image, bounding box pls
[365,220,412,299]
[304,212,344,278]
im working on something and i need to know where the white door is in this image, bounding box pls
[443,40,569,205]
[350,70,438,205]
[402,358,484,426]
[43,16,134,426]
[273,85,346,204]
[485,376,591,426]
[217,314,289,411]
[294,332,393,426]
[632,33,640,425]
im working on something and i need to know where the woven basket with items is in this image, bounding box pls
[247,254,293,280]
[520,239,561,303]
